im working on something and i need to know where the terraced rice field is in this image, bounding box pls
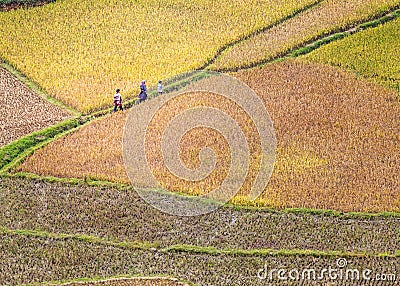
[1,0,400,285]
[0,0,315,113]
[0,177,399,285]
[304,16,400,92]
[1,177,400,253]
[210,0,400,71]
[60,277,188,286]
[0,66,70,146]
[2,228,398,286]
[17,61,400,212]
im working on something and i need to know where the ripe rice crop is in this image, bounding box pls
[17,61,400,212]
[0,0,315,113]
[236,61,400,212]
[304,17,400,93]
[16,110,129,182]
[211,0,400,70]
[0,67,70,146]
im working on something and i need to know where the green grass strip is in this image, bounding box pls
[163,244,382,258]
[21,275,196,286]
[0,226,398,259]
[212,7,400,72]
[288,8,400,58]
[0,117,88,173]
[0,121,95,175]
[3,172,400,221]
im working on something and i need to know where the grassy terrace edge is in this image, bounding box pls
[2,226,399,258]
[4,172,400,219]
[0,117,86,173]
[0,70,213,175]
[198,0,324,70]
[3,6,399,174]
[27,276,197,286]
[209,7,400,72]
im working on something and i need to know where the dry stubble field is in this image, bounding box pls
[0,67,70,146]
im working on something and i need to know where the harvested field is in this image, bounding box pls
[0,230,398,286]
[211,0,400,71]
[1,177,400,254]
[62,277,188,286]
[0,67,70,146]
[17,61,400,212]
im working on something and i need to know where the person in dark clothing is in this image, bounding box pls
[113,89,123,112]
[138,80,147,103]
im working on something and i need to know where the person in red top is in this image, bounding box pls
[113,89,123,112]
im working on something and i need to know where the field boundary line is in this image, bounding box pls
[210,7,400,72]
[3,173,400,219]
[20,275,196,286]
[289,8,400,58]
[89,70,213,118]
[0,0,57,12]
[198,0,324,70]
[1,226,399,259]
[0,117,87,173]
[0,60,81,117]
[0,71,213,175]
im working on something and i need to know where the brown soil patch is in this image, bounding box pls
[0,67,70,146]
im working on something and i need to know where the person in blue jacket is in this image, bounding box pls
[138,80,147,103]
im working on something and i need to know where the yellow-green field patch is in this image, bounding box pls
[303,16,400,95]
[0,0,315,113]
[17,61,400,212]
[210,0,400,70]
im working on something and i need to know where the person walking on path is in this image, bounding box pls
[138,80,147,103]
[157,80,163,96]
[113,89,123,112]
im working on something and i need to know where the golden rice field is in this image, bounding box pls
[0,0,315,113]
[210,0,400,70]
[304,16,400,93]
[17,61,400,212]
